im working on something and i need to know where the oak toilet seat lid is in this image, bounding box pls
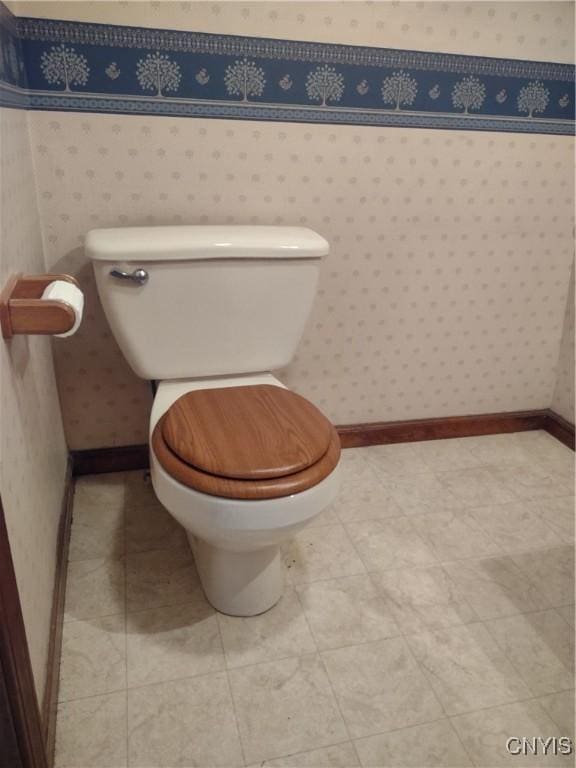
[160,384,334,480]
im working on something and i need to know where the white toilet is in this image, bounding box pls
[87,225,341,616]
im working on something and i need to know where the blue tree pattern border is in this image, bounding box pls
[0,5,574,136]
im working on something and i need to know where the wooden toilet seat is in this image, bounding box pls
[152,384,341,500]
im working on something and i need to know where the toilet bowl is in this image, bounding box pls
[87,225,341,616]
[149,375,340,615]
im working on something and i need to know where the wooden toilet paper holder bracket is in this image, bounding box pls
[0,273,80,339]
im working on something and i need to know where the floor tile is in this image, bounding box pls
[515,431,575,466]
[307,506,341,527]
[68,499,124,562]
[123,470,157,509]
[127,600,225,687]
[74,473,126,514]
[296,574,400,650]
[125,500,188,554]
[512,545,574,607]
[537,690,575,736]
[55,443,575,768]
[332,460,403,524]
[218,588,316,668]
[485,610,574,696]
[337,449,374,483]
[246,742,359,767]
[360,442,430,479]
[322,638,443,739]
[283,525,366,584]
[410,510,502,561]
[466,502,564,555]
[354,719,473,767]
[339,447,375,469]
[451,699,573,767]
[370,565,476,634]
[491,463,574,501]
[128,672,243,767]
[345,517,437,572]
[443,555,550,620]
[126,546,202,612]
[406,623,531,715]
[539,456,576,484]
[458,433,537,467]
[376,472,462,516]
[229,653,348,765]
[557,604,575,627]
[64,558,125,622]
[534,497,575,543]
[410,439,482,472]
[55,692,127,768]
[59,614,126,701]
[435,467,518,507]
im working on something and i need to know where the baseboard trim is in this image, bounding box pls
[42,459,74,768]
[337,409,549,448]
[70,408,574,476]
[71,444,149,476]
[542,408,576,450]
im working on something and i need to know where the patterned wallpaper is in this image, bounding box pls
[552,264,575,424]
[0,103,68,700]
[9,2,576,63]
[30,111,574,447]
[5,0,576,450]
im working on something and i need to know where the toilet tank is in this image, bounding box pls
[87,225,328,380]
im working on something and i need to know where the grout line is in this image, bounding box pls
[62,544,573,629]
[293,587,362,764]
[223,667,248,767]
[56,600,576,706]
[56,673,576,715]
[445,714,478,767]
[480,609,574,698]
[208,550,247,766]
[250,739,356,768]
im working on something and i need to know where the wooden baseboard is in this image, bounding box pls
[70,408,574,476]
[71,444,149,476]
[542,409,576,450]
[337,409,548,448]
[42,459,74,768]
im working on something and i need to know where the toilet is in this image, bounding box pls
[87,225,341,616]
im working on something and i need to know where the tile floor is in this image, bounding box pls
[55,430,575,767]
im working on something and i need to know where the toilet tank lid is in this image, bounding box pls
[86,225,329,261]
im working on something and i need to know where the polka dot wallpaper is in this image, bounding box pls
[0,105,69,701]
[13,1,575,64]
[30,112,574,448]
[11,0,576,451]
[552,264,575,424]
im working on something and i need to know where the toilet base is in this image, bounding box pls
[187,532,283,616]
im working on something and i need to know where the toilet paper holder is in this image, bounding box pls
[0,273,80,339]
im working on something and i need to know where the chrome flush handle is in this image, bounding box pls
[110,267,149,285]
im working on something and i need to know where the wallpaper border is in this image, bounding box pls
[0,7,574,135]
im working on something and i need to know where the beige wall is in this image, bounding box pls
[552,264,575,424]
[16,0,576,448]
[0,105,69,701]
[31,113,574,447]
[14,1,575,63]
